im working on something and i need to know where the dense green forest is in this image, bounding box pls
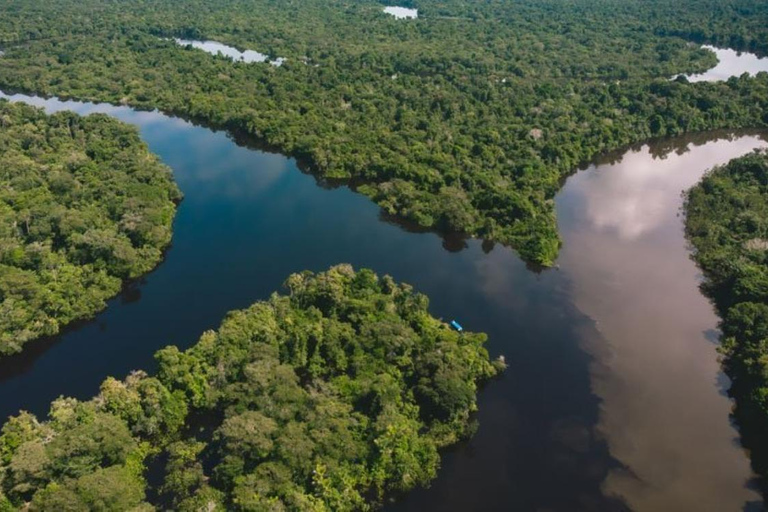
[685,150,768,492]
[1,0,768,263]
[0,100,180,357]
[0,266,502,511]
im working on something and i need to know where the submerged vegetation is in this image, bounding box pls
[0,266,502,510]
[685,150,768,491]
[1,0,768,263]
[0,100,180,357]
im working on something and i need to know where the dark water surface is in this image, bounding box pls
[0,90,765,511]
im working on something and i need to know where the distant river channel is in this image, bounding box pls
[1,45,767,511]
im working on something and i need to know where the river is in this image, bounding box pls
[1,47,767,511]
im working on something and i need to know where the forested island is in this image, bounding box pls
[2,0,768,264]
[0,266,502,511]
[0,100,181,357]
[685,150,768,491]
[2,0,768,508]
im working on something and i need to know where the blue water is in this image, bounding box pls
[0,91,764,510]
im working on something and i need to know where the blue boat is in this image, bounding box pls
[450,320,464,332]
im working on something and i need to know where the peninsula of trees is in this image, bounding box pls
[0,100,181,357]
[1,0,768,264]
[0,266,503,511]
[685,149,768,492]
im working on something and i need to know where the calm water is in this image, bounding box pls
[0,88,765,510]
[383,6,418,19]
[173,38,284,66]
[685,45,768,82]
[557,134,768,511]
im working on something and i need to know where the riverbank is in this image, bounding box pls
[685,149,768,496]
[1,90,766,510]
[0,99,180,358]
[3,0,768,264]
[0,266,502,511]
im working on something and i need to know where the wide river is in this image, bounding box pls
[1,48,768,512]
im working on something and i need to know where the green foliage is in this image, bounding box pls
[0,397,151,509]
[685,149,768,484]
[0,493,12,512]
[2,0,768,264]
[159,440,225,511]
[99,372,189,444]
[0,100,181,357]
[0,266,501,510]
[31,466,147,512]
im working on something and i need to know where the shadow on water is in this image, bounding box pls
[0,275,152,383]
[389,299,631,512]
[0,88,766,510]
[229,126,512,259]
[0,89,626,510]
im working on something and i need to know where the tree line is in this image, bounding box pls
[0,266,503,511]
[1,0,768,264]
[0,100,181,357]
[685,149,768,496]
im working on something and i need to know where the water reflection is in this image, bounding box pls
[557,133,768,511]
[383,6,418,19]
[685,45,768,82]
[0,91,621,510]
[1,89,766,510]
[173,38,284,66]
